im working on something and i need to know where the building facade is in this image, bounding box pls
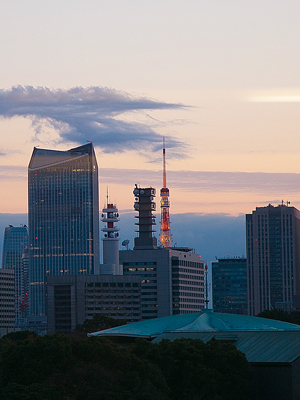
[0,269,15,337]
[212,257,247,315]
[47,274,142,334]
[246,204,300,315]
[1,225,29,326]
[28,143,100,322]
[121,247,205,319]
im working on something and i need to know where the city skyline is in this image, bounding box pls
[0,1,300,261]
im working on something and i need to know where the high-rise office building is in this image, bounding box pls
[246,204,300,315]
[1,225,29,326]
[120,185,204,319]
[28,143,100,323]
[212,257,247,315]
[2,225,29,269]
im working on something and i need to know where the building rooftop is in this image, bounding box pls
[88,309,300,364]
[89,308,300,339]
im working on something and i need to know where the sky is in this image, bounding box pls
[1,1,300,262]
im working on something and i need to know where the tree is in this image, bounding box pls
[257,309,300,325]
[129,338,251,400]
[74,314,127,334]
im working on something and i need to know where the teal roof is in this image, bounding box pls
[155,331,300,363]
[88,309,300,339]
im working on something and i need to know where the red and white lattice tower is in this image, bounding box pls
[160,137,172,247]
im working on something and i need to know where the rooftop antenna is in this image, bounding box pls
[160,136,172,247]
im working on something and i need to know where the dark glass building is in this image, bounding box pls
[1,225,29,326]
[246,204,300,315]
[28,143,99,321]
[212,257,247,315]
[2,225,29,270]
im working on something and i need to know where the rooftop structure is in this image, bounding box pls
[89,308,300,340]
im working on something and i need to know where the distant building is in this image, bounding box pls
[246,203,300,315]
[121,247,204,319]
[2,225,29,270]
[212,257,247,315]
[47,274,142,334]
[120,185,205,319]
[18,247,30,327]
[28,143,100,327]
[1,225,29,326]
[0,269,15,337]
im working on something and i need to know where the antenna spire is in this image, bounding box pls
[160,137,172,247]
[163,136,166,189]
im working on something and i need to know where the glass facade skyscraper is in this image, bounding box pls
[28,143,99,319]
[212,257,247,315]
[2,225,29,270]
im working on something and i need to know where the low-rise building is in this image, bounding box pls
[47,274,142,334]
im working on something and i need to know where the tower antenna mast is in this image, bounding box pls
[160,137,172,247]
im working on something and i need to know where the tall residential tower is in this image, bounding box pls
[246,203,300,315]
[28,143,99,322]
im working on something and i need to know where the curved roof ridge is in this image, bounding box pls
[88,309,300,339]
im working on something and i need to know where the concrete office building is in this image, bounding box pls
[246,203,300,315]
[120,185,205,319]
[1,225,29,327]
[28,143,100,327]
[121,247,205,319]
[47,274,142,334]
[212,257,247,315]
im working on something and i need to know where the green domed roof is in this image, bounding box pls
[88,309,300,339]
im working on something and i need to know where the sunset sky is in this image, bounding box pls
[0,1,300,261]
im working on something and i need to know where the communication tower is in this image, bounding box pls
[160,137,172,247]
[101,190,121,274]
[133,185,157,250]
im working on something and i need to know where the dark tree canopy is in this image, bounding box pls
[75,314,127,334]
[257,309,300,325]
[0,332,251,400]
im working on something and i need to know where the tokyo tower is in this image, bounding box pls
[160,137,172,247]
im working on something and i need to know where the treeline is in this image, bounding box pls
[0,330,251,400]
[257,309,300,325]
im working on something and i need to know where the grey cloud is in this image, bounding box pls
[100,168,300,194]
[0,166,27,180]
[118,212,246,263]
[0,212,245,264]
[0,86,185,154]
